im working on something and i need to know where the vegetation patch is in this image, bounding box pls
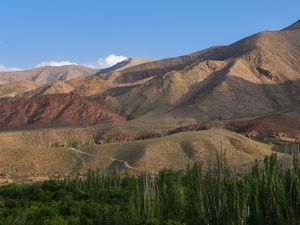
[256,66,278,81]
[0,154,300,225]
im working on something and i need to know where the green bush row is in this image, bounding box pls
[0,154,300,225]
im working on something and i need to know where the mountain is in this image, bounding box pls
[97,58,154,75]
[106,21,300,123]
[3,21,299,129]
[0,65,97,84]
[22,81,75,98]
[0,20,299,179]
[0,80,43,99]
[282,19,300,31]
[0,58,154,86]
[1,20,299,128]
[0,92,125,130]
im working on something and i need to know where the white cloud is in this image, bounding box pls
[0,65,6,71]
[0,54,128,72]
[86,54,128,69]
[0,64,22,72]
[36,61,78,67]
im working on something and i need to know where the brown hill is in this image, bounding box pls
[226,114,300,143]
[0,92,125,130]
[22,21,298,130]
[282,20,300,31]
[0,80,42,99]
[1,21,299,131]
[0,129,276,180]
[0,58,155,99]
[23,81,75,97]
[0,58,153,87]
[0,65,97,84]
[97,58,154,75]
[0,21,299,181]
[107,22,300,123]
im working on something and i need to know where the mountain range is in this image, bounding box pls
[0,20,299,181]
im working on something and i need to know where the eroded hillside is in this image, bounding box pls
[0,21,299,180]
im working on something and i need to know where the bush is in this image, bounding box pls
[50,142,60,148]
[68,139,78,148]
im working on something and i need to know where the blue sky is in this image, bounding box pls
[0,0,299,70]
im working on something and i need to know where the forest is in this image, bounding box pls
[0,153,300,225]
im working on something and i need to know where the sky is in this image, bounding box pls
[0,0,299,70]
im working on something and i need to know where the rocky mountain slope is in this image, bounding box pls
[0,21,299,180]
[0,21,299,129]
[0,58,154,86]
[0,65,97,84]
[0,92,125,130]
[22,81,75,98]
[0,80,43,99]
[96,58,154,75]
[112,22,300,121]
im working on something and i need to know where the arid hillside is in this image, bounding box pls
[0,21,299,180]
[20,21,298,126]
[113,25,300,122]
[0,80,43,99]
[0,129,278,182]
[22,81,75,97]
[0,21,299,132]
[0,65,97,84]
[96,58,154,75]
[0,92,125,130]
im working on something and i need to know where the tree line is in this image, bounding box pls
[0,154,300,225]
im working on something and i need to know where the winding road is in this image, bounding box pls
[67,147,144,172]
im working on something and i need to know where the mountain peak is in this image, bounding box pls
[97,57,154,75]
[281,19,300,31]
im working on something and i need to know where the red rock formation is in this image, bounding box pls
[227,114,300,142]
[0,92,125,130]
